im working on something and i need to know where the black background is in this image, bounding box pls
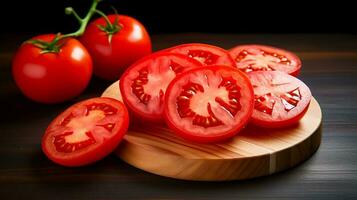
[0,0,355,36]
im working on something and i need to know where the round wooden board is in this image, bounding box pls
[102,81,322,181]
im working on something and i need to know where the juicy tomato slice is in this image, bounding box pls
[164,43,236,67]
[120,52,202,121]
[229,44,302,76]
[42,97,129,166]
[164,66,254,143]
[247,71,311,128]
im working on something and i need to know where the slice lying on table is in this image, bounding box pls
[42,97,129,166]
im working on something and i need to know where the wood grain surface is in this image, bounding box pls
[1,34,357,199]
[102,81,322,181]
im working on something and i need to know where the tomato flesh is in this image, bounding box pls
[120,53,202,121]
[42,97,129,166]
[230,45,301,76]
[247,71,311,128]
[164,66,254,143]
[165,43,236,67]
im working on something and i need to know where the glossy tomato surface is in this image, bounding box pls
[164,66,254,143]
[230,44,301,76]
[12,34,92,103]
[81,15,152,80]
[120,52,202,121]
[42,97,129,166]
[247,71,311,128]
[164,43,236,67]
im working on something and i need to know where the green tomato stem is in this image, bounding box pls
[65,7,83,24]
[59,0,101,40]
[27,0,102,53]
[94,9,114,30]
[93,8,122,43]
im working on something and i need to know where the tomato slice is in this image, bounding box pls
[42,97,129,166]
[247,71,311,128]
[229,45,302,76]
[120,52,202,121]
[164,43,236,67]
[164,66,254,143]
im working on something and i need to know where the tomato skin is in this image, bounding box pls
[80,15,152,81]
[229,44,302,76]
[12,34,93,104]
[42,97,129,167]
[164,66,254,143]
[165,114,243,143]
[247,71,312,128]
[120,52,202,122]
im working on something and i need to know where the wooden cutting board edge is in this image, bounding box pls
[102,80,322,181]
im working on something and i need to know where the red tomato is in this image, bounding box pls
[120,52,202,121]
[80,14,152,80]
[247,71,311,128]
[164,43,236,67]
[164,66,254,143]
[12,34,92,103]
[229,44,302,76]
[42,97,129,166]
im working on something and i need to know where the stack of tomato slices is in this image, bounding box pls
[42,43,312,166]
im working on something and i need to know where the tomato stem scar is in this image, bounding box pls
[94,6,122,43]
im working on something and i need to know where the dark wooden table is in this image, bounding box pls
[1,34,357,199]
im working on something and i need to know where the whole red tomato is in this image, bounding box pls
[12,34,93,104]
[80,14,152,81]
